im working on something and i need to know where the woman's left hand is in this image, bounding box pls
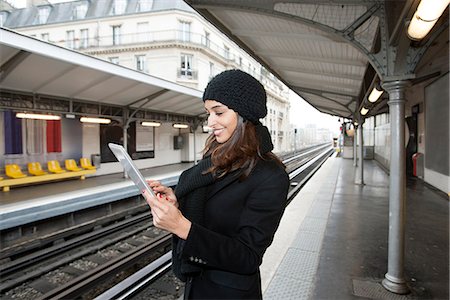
[142,188,191,240]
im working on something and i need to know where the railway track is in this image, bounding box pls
[0,144,334,300]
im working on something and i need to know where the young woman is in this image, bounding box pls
[143,69,289,299]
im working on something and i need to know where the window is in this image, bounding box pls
[239,57,242,66]
[112,25,121,45]
[109,57,119,64]
[66,30,75,49]
[137,0,152,11]
[41,33,49,41]
[178,21,190,42]
[137,22,148,42]
[224,45,230,59]
[0,12,8,27]
[209,62,214,78]
[73,3,88,19]
[203,31,210,47]
[112,0,127,15]
[136,55,146,72]
[37,6,50,24]
[80,29,89,48]
[180,54,193,77]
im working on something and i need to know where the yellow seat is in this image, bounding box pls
[48,160,67,174]
[28,162,48,176]
[65,159,82,172]
[5,164,27,179]
[80,158,96,170]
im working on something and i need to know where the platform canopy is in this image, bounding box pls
[184,0,398,119]
[0,27,204,117]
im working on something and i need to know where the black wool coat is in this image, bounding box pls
[180,158,290,299]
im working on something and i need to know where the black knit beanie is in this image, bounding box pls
[203,69,267,124]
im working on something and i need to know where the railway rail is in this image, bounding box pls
[0,143,334,300]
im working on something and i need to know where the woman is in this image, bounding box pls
[143,69,289,299]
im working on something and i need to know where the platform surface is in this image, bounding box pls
[261,157,449,300]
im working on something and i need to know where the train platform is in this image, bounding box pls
[261,156,449,300]
[0,162,193,230]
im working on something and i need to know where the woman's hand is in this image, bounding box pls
[146,180,178,207]
[143,180,191,240]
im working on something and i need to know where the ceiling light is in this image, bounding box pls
[141,121,161,127]
[368,86,383,103]
[360,107,369,116]
[16,113,61,120]
[173,123,189,129]
[407,0,450,40]
[80,117,111,124]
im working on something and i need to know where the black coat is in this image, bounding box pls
[180,158,289,299]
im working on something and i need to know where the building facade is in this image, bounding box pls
[1,0,291,152]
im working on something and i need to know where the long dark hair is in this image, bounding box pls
[203,117,284,179]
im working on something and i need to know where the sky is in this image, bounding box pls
[8,0,341,136]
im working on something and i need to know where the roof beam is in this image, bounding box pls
[0,50,31,83]
[277,65,362,81]
[232,29,341,43]
[292,84,357,99]
[255,50,366,67]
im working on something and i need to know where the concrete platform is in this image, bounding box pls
[262,157,449,300]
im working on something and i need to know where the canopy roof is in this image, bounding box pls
[0,27,204,118]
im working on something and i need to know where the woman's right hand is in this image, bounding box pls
[146,180,178,207]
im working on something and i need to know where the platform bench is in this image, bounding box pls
[0,169,96,192]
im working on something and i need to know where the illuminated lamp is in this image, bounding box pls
[141,121,161,127]
[80,117,111,124]
[173,123,189,129]
[407,0,450,40]
[16,113,61,120]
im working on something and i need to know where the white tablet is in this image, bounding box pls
[108,143,156,198]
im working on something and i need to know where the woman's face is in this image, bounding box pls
[204,100,238,143]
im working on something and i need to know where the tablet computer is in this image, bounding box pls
[108,143,156,198]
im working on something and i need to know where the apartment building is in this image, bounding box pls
[1,0,291,152]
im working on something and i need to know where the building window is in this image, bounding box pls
[73,3,88,19]
[112,0,127,15]
[224,45,230,59]
[178,20,190,42]
[137,0,152,11]
[37,6,50,24]
[137,22,149,42]
[112,25,121,45]
[180,54,193,77]
[41,33,49,41]
[66,30,75,49]
[136,55,146,72]
[203,31,210,47]
[209,62,214,78]
[0,12,8,27]
[109,57,119,64]
[80,29,89,48]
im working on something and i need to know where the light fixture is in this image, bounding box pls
[141,121,161,127]
[368,86,383,103]
[360,107,369,116]
[173,123,189,129]
[16,112,61,120]
[80,117,111,124]
[407,0,450,40]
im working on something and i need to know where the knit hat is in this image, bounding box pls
[203,69,267,124]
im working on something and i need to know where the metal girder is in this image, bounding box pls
[0,50,31,83]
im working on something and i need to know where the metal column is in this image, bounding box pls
[353,125,357,166]
[355,123,364,185]
[381,80,410,294]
